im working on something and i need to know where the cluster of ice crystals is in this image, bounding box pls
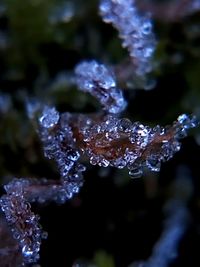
[130,123,150,147]
[130,114,198,177]
[0,179,45,264]
[75,60,127,114]
[38,108,85,203]
[39,106,60,128]
[99,0,157,76]
[78,113,198,178]
[78,115,137,169]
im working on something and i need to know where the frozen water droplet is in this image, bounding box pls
[99,158,110,167]
[42,231,48,239]
[118,118,132,132]
[67,149,80,161]
[177,114,199,129]
[143,46,154,58]
[146,155,161,172]
[22,245,34,257]
[39,107,59,128]
[129,168,143,179]
[90,156,98,165]
[175,127,187,139]
[142,21,152,35]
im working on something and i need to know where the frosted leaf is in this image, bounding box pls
[77,113,199,177]
[39,106,59,128]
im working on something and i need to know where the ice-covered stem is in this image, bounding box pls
[0,179,45,265]
[129,167,193,267]
[71,113,198,178]
[146,201,189,267]
[0,172,85,265]
[130,198,190,267]
[36,105,198,179]
[99,0,157,77]
[75,60,127,114]
[38,106,85,203]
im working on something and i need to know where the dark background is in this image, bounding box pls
[0,1,200,266]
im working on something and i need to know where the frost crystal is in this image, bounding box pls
[99,0,157,76]
[75,60,127,114]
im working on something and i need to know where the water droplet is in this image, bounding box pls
[129,168,143,178]
[99,158,110,167]
[39,107,59,128]
[142,21,152,35]
[22,245,34,257]
[118,118,132,132]
[146,155,161,172]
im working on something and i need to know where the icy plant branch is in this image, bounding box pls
[0,0,199,265]
[99,0,157,76]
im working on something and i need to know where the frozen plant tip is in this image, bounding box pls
[75,60,127,114]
